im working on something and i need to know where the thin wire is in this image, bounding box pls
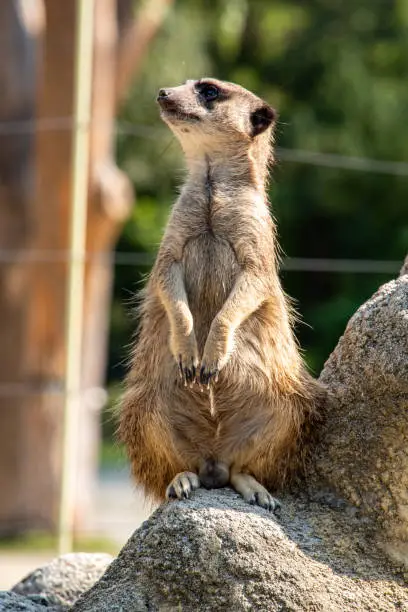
[276,147,408,177]
[0,382,106,401]
[0,382,64,397]
[0,251,401,401]
[0,249,401,273]
[282,258,400,274]
[1,115,408,176]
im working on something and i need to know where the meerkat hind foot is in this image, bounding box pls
[166,471,201,501]
[230,473,280,513]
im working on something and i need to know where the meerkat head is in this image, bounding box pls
[157,78,276,173]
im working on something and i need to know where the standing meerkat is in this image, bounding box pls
[119,78,325,511]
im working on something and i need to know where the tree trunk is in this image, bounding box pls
[0,0,133,533]
[0,0,174,534]
[26,0,133,532]
[0,0,45,534]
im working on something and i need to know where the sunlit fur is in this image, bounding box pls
[119,78,326,502]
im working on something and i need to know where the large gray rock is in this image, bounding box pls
[0,591,60,611]
[72,488,407,612]
[10,553,112,609]
[73,268,408,610]
[310,275,408,565]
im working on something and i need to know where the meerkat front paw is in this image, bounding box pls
[166,471,201,500]
[230,473,281,513]
[200,321,234,386]
[170,330,199,386]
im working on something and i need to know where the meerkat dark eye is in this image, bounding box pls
[198,84,220,102]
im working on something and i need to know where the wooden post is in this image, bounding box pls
[0,0,45,534]
[58,0,95,555]
[0,0,173,535]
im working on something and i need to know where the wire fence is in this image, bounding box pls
[0,249,401,274]
[0,115,406,274]
[0,115,405,404]
[2,115,408,176]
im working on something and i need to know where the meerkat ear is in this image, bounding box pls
[250,105,276,136]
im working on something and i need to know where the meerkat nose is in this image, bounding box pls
[157,88,170,100]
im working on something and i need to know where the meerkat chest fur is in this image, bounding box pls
[171,155,274,353]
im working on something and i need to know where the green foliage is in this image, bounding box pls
[109,0,407,392]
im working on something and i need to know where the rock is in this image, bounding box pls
[11,553,113,609]
[0,591,60,611]
[71,265,408,610]
[310,275,408,565]
[72,488,407,612]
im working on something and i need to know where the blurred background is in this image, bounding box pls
[0,0,406,588]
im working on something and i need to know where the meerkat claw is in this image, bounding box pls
[199,365,218,386]
[178,355,183,379]
[199,366,206,385]
[178,357,199,387]
[230,473,280,513]
[165,471,201,501]
[255,491,280,512]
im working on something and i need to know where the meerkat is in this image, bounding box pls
[119,78,325,511]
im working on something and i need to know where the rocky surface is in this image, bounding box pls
[72,488,407,611]
[0,591,62,611]
[310,275,408,565]
[71,267,408,610]
[4,266,408,611]
[0,553,113,611]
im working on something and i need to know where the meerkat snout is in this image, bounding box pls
[157,88,180,112]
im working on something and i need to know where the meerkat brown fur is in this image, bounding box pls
[119,78,325,511]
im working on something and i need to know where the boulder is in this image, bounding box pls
[72,266,408,610]
[309,275,408,565]
[8,553,112,610]
[0,590,61,611]
[72,488,407,611]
